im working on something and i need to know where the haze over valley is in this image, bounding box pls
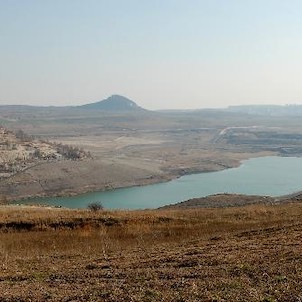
[1,94,302,203]
[2,1,302,301]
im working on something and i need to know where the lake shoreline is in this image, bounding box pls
[9,156,302,209]
[3,155,243,204]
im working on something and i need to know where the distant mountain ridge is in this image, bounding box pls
[227,104,302,116]
[79,95,145,111]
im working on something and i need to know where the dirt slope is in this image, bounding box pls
[1,203,302,301]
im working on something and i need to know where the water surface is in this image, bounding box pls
[21,156,302,209]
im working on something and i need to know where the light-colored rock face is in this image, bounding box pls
[0,127,85,178]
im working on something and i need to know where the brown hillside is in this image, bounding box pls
[0,203,302,301]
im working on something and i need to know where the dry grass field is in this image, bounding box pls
[1,203,302,301]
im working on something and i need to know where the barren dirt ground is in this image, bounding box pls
[2,128,275,201]
[1,109,302,201]
[50,130,274,185]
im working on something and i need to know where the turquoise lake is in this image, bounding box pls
[21,156,302,209]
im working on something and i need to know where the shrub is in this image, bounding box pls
[55,143,82,160]
[15,129,33,142]
[87,202,103,212]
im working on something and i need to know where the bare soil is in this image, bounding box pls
[1,109,302,201]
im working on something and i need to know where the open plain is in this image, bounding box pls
[1,104,302,201]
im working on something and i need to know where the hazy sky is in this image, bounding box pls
[1,0,302,109]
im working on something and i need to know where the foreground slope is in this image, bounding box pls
[1,202,302,301]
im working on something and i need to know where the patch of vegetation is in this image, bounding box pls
[87,202,103,212]
[54,143,83,159]
[14,129,34,142]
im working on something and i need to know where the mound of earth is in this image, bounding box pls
[79,94,146,111]
[161,193,276,209]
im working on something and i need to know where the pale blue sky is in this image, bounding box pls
[1,0,302,109]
